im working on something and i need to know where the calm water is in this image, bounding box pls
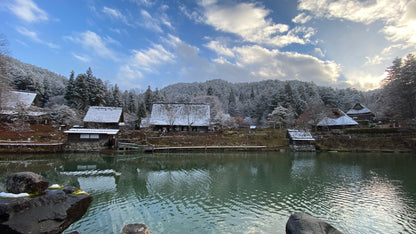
[0,152,415,233]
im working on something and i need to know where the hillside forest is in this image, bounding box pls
[0,36,415,129]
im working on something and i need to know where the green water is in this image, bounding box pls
[0,152,415,233]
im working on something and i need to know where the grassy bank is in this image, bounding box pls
[315,135,416,153]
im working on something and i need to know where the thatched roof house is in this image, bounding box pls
[0,91,49,123]
[2,91,37,109]
[149,103,210,132]
[83,106,124,129]
[317,109,358,130]
[346,103,375,121]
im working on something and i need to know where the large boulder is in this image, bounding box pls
[6,172,49,194]
[121,223,149,234]
[0,173,92,234]
[286,212,343,234]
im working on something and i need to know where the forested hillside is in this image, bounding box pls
[4,56,67,107]
[160,79,369,125]
[3,52,414,129]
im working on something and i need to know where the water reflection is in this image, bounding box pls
[0,152,415,233]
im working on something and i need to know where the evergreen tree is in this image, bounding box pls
[127,91,136,113]
[144,86,153,113]
[137,102,146,121]
[95,78,106,106]
[112,84,122,107]
[207,86,213,96]
[228,89,236,116]
[73,73,89,109]
[383,54,416,120]
[39,78,51,107]
[64,71,75,106]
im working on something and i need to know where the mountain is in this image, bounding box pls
[4,55,68,106]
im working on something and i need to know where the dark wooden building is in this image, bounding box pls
[64,128,119,150]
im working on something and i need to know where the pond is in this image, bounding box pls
[0,152,415,233]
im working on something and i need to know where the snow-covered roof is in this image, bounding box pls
[150,103,210,127]
[0,110,48,116]
[287,129,315,141]
[83,106,123,123]
[317,115,358,126]
[317,108,358,127]
[347,103,373,115]
[64,128,119,135]
[3,91,37,109]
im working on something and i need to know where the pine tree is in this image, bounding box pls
[144,86,153,113]
[137,102,146,121]
[64,71,75,106]
[73,73,89,109]
[383,54,416,120]
[112,84,122,107]
[127,91,136,113]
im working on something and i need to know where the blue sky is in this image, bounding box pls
[1,0,415,91]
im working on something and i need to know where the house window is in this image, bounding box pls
[80,134,100,139]
[80,134,89,139]
[90,134,99,139]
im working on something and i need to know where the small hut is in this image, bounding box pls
[287,129,315,151]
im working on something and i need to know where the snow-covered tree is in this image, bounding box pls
[267,104,295,128]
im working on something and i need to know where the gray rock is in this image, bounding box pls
[1,172,92,234]
[6,172,49,194]
[286,212,343,234]
[121,223,149,234]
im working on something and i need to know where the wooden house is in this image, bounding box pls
[149,103,210,132]
[317,109,358,131]
[0,91,49,123]
[64,128,119,150]
[287,129,316,151]
[83,106,124,129]
[347,103,375,122]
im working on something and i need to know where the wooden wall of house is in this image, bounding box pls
[84,122,119,129]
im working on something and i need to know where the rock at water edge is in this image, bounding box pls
[6,172,49,194]
[286,212,343,234]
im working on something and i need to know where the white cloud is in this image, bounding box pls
[72,53,90,63]
[312,48,325,58]
[8,0,48,23]
[231,45,341,85]
[140,9,162,32]
[16,26,59,49]
[297,0,404,24]
[66,31,118,61]
[205,40,235,57]
[131,44,174,72]
[364,55,384,66]
[117,42,175,85]
[102,6,124,19]
[297,0,416,47]
[200,1,306,47]
[292,12,312,24]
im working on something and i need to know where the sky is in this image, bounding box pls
[1,0,416,91]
